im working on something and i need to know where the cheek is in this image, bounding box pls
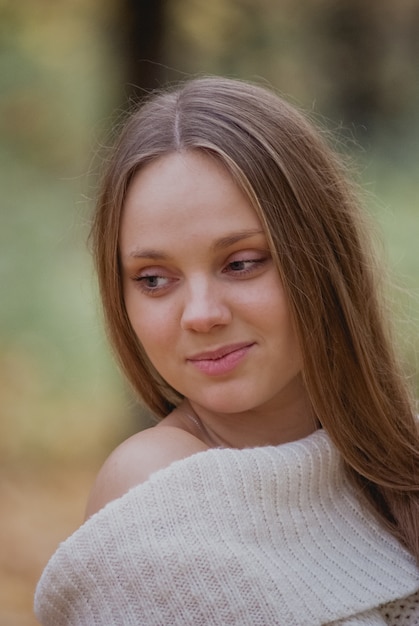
[256,283,301,356]
[125,297,177,359]
[247,278,290,326]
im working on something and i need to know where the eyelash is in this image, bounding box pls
[224,258,266,275]
[134,274,171,294]
[133,256,268,295]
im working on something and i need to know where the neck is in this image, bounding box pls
[178,387,317,449]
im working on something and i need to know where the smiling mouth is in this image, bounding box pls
[187,342,255,376]
[189,342,254,361]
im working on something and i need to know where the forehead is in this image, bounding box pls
[119,151,264,253]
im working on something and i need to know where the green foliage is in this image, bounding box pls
[365,157,419,388]
[0,0,126,463]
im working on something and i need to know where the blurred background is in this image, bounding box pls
[1,0,418,623]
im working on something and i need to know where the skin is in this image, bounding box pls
[85,150,315,519]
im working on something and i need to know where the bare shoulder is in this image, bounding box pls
[85,425,209,519]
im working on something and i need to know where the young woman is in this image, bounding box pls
[35,77,419,625]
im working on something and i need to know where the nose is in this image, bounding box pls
[180,277,232,332]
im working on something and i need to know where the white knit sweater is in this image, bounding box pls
[35,430,419,625]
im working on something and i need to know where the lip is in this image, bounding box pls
[187,342,255,376]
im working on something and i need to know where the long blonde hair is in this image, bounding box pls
[91,76,419,561]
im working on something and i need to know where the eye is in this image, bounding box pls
[224,255,268,276]
[228,260,256,272]
[133,273,172,294]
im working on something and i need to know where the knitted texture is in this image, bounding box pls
[34,430,419,625]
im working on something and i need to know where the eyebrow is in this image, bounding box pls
[213,229,265,251]
[126,229,265,260]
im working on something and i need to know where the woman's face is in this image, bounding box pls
[119,151,304,420]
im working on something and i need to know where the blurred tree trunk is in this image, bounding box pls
[318,0,419,138]
[319,0,384,136]
[118,0,168,101]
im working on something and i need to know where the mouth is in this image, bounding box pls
[187,342,255,376]
[188,342,255,362]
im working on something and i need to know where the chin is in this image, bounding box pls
[190,390,261,416]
